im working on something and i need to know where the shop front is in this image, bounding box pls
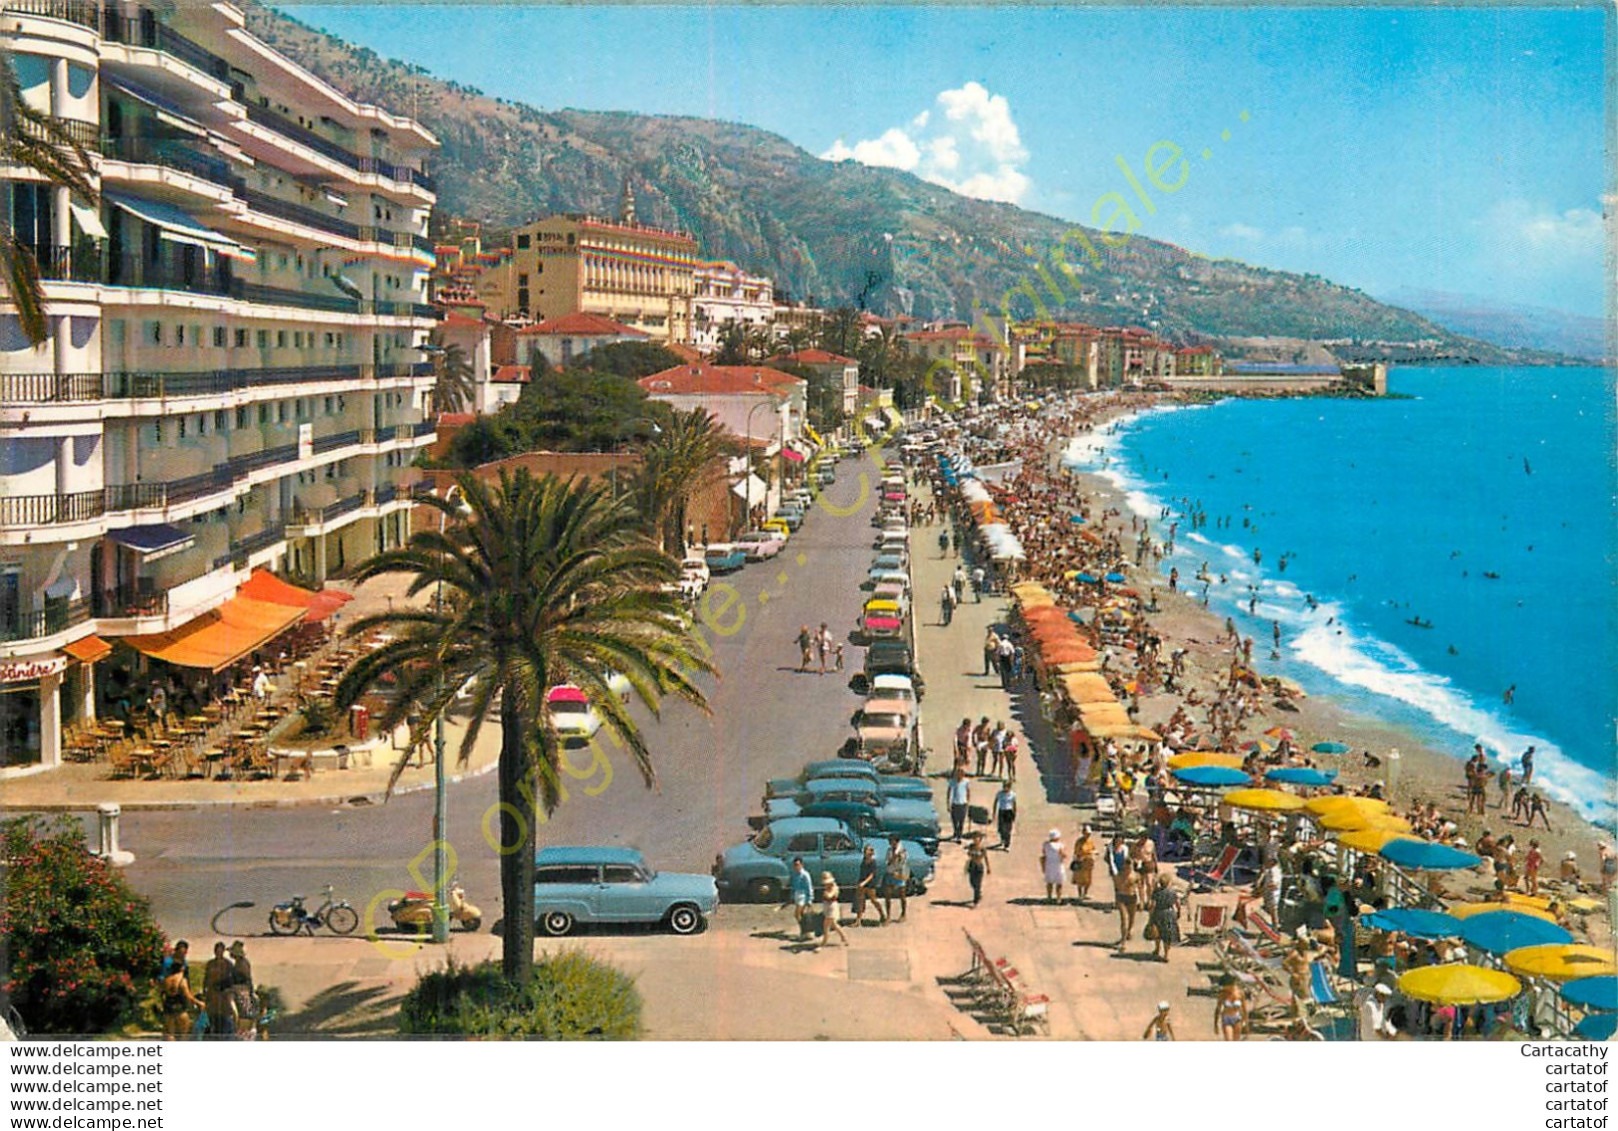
[0,654,68,773]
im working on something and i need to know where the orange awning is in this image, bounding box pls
[122,594,305,672]
[239,568,353,623]
[63,635,113,664]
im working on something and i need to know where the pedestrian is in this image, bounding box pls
[1520,745,1535,785]
[954,717,973,768]
[160,938,191,980]
[953,564,966,604]
[1358,983,1397,1040]
[250,666,271,701]
[993,779,1017,849]
[996,634,1015,689]
[970,565,985,602]
[1002,734,1019,782]
[1169,566,1179,592]
[202,942,237,1037]
[938,529,949,557]
[227,941,255,1039]
[883,837,910,922]
[1599,843,1617,894]
[1216,976,1250,1041]
[1146,875,1181,962]
[854,845,887,926]
[796,625,813,672]
[1528,793,1552,831]
[1497,763,1513,809]
[965,832,991,907]
[787,857,815,938]
[1040,829,1067,903]
[159,951,203,1042]
[983,628,1000,677]
[941,584,955,626]
[947,767,971,841]
[1110,838,1138,947]
[817,873,848,948]
[816,623,832,674]
[1511,785,1530,822]
[1071,825,1097,902]
[1142,1002,1176,1041]
[833,643,844,672]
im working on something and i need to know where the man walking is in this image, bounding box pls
[883,837,910,923]
[993,779,1017,850]
[953,564,967,604]
[983,629,1000,676]
[787,857,815,939]
[947,767,971,841]
[997,634,1016,689]
[854,845,887,926]
[940,584,955,626]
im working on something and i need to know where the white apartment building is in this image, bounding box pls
[0,0,438,771]
[690,260,773,352]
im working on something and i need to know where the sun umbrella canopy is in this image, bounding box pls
[1379,840,1482,871]
[1173,765,1250,787]
[1459,911,1573,955]
[1105,572,1126,583]
[1448,901,1560,924]
[1398,965,1522,1006]
[1240,739,1275,753]
[1312,742,1350,754]
[1266,767,1338,787]
[1335,829,1420,854]
[1304,795,1390,818]
[1574,1014,1618,1041]
[1561,976,1618,1013]
[1504,945,1618,982]
[1361,907,1462,939]
[1318,810,1413,833]
[1224,788,1306,812]
[1264,727,1296,740]
[1169,751,1245,771]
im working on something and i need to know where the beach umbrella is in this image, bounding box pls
[1042,644,1096,666]
[1075,572,1099,584]
[1304,794,1390,817]
[1223,788,1306,812]
[1105,572,1126,583]
[1448,901,1560,924]
[1335,829,1420,854]
[1318,811,1413,834]
[1574,1014,1618,1041]
[1172,765,1249,788]
[1312,741,1350,754]
[1361,907,1462,939]
[1379,840,1482,871]
[1068,514,1086,524]
[1561,976,1618,1013]
[1504,945,1618,983]
[1240,739,1275,754]
[1265,767,1338,787]
[1398,965,1522,1006]
[1168,751,1245,771]
[1067,610,1086,625]
[1459,911,1573,955]
[1264,727,1296,741]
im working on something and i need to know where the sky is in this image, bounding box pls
[292,4,1610,318]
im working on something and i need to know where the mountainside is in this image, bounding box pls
[1382,289,1607,363]
[247,3,1558,362]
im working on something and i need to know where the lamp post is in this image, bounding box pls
[431,497,449,944]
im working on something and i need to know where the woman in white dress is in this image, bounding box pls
[1040,829,1068,903]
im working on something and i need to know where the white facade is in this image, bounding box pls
[0,0,438,770]
[691,261,774,352]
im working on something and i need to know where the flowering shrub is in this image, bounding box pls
[398,952,642,1039]
[1,817,166,1035]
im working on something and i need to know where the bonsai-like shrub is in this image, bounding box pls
[398,952,641,1039]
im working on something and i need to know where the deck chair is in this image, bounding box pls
[1192,844,1240,891]
[1308,960,1340,1008]
[1188,901,1227,944]
[1093,792,1120,829]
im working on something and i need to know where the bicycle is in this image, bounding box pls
[267,884,359,936]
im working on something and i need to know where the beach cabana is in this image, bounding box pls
[1378,840,1482,871]
[1223,788,1306,812]
[1361,907,1461,939]
[1560,976,1618,1013]
[1503,945,1618,983]
[1458,911,1572,955]
[1398,965,1521,1006]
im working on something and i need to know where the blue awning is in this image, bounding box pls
[106,192,256,262]
[107,523,194,561]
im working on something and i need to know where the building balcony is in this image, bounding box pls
[0,597,91,646]
[0,371,103,403]
[13,114,100,150]
[2,0,101,31]
[234,97,433,195]
[0,363,430,409]
[0,489,106,528]
[100,136,238,191]
[100,5,232,83]
[211,522,286,571]
[92,583,168,620]
[236,186,359,241]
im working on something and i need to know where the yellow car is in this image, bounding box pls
[762,518,791,539]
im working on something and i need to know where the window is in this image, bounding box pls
[517,274,528,287]
[323,396,333,415]
[601,866,643,884]
[146,321,162,346]
[175,324,185,346]
[516,234,530,249]
[293,332,303,348]
[257,404,269,425]
[785,833,819,853]
[236,407,249,430]
[256,330,269,349]
[214,411,226,432]
[823,832,855,852]
[276,330,286,348]
[152,421,163,443]
[536,866,597,885]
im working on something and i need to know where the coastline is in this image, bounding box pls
[1051,394,1610,866]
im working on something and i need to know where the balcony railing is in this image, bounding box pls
[233,97,432,192]
[290,491,365,526]
[106,364,366,400]
[0,489,106,528]
[13,114,99,150]
[1,0,101,30]
[233,281,359,314]
[0,597,91,644]
[237,187,360,241]
[0,371,102,403]
[105,248,235,296]
[213,523,287,570]
[364,300,439,319]
[29,242,104,284]
[225,443,299,477]
[101,136,238,189]
[311,429,361,455]
[101,6,231,82]
[93,585,168,620]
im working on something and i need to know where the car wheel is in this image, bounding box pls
[667,904,706,935]
[539,910,575,937]
[748,877,782,904]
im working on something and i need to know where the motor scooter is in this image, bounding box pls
[387,881,482,933]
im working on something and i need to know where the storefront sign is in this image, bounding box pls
[0,657,67,684]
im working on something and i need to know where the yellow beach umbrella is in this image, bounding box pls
[1398,965,1522,1006]
[1060,673,1116,704]
[1050,659,1102,674]
[1334,829,1420,854]
[1168,751,1244,771]
[1318,811,1414,833]
[1448,902,1560,924]
[1224,788,1307,812]
[1304,795,1391,818]
[1501,892,1552,910]
[1503,944,1618,982]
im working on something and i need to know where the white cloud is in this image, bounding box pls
[1220,222,1264,240]
[820,81,1032,204]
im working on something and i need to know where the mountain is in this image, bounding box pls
[246,3,1564,364]
[1381,289,1607,363]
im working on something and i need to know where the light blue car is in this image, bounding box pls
[533,846,718,937]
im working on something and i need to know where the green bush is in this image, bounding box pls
[398,952,641,1039]
[1,816,167,1035]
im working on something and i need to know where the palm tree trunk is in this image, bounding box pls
[498,695,537,985]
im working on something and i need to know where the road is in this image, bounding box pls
[93,457,898,937]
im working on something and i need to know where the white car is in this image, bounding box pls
[869,673,919,704]
[867,566,910,588]
[547,685,601,742]
[680,556,710,587]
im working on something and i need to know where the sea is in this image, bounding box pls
[1062,366,1616,826]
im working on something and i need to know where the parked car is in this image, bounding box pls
[863,639,925,696]
[546,685,601,742]
[761,518,791,540]
[762,777,938,829]
[765,758,932,802]
[533,846,718,936]
[704,543,747,574]
[775,504,806,530]
[713,817,933,903]
[851,699,916,767]
[869,583,910,618]
[863,568,911,593]
[794,800,941,856]
[869,673,919,704]
[679,556,710,589]
[870,553,907,574]
[734,530,785,561]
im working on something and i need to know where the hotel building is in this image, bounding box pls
[690,259,773,353]
[0,0,438,770]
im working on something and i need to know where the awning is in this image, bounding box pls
[104,76,207,138]
[121,593,305,672]
[63,635,113,664]
[732,473,768,505]
[68,200,107,240]
[781,447,805,463]
[106,522,194,562]
[804,424,823,445]
[238,568,353,623]
[106,192,257,262]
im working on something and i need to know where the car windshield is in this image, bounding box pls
[550,701,588,716]
[753,827,774,850]
[860,713,908,729]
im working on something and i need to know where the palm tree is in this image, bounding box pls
[1,52,97,345]
[335,470,714,985]
[428,335,474,416]
[633,407,734,553]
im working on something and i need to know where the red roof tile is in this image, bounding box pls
[516,311,648,338]
[778,348,856,365]
[492,365,532,384]
[639,363,805,397]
